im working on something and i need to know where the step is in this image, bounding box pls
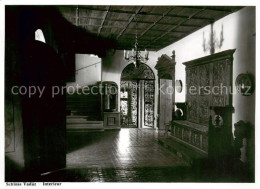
[66,121,104,131]
[158,135,207,165]
[66,118,88,123]
[66,116,88,119]
[66,116,88,123]
[66,121,103,125]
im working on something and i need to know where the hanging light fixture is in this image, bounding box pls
[124,16,149,68]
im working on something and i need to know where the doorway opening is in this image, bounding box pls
[120,63,155,128]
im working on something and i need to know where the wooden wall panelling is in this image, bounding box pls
[185,49,235,126]
[186,66,198,123]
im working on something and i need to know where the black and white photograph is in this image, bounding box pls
[1,0,258,187]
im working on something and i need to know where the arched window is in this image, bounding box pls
[35,29,46,43]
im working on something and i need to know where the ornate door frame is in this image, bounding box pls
[120,63,155,128]
[155,51,176,130]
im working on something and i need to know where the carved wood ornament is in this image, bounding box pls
[183,49,235,126]
[155,51,176,79]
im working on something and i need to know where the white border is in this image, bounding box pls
[1,0,259,6]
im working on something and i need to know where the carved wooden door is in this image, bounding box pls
[159,79,172,130]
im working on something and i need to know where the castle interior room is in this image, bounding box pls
[5,5,255,182]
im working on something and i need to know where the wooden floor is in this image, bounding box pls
[66,128,187,169]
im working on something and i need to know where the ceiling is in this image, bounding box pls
[56,6,243,51]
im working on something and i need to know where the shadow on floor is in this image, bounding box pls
[66,130,120,153]
[37,164,252,182]
[5,157,25,182]
[6,129,253,182]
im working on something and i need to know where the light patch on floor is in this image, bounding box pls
[66,128,188,169]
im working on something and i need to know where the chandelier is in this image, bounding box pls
[124,17,149,68]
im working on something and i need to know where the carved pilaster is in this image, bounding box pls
[155,51,176,130]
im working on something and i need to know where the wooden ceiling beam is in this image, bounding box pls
[88,25,125,29]
[77,6,136,14]
[79,17,129,22]
[119,38,152,42]
[180,23,202,27]
[165,14,212,21]
[76,22,201,38]
[73,6,213,21]
[66,16,147,23]
[77,22,201,29]
[138,6,174,39]
[170,30,188,34]
[146,8,206,47]
[76,6,79,26]
[116,6,143,40]
[69,16,203,28]
[98,6,110,36]
[56,5,242,50]
[179,6,234,13]
[76,13,203,23]
[205,7,233,13]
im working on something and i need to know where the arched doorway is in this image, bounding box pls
[120,63,155,128]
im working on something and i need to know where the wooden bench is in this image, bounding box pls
[171,120,208,154]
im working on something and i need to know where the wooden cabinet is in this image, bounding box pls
[184,49,235,126]
[171,49,235,155]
